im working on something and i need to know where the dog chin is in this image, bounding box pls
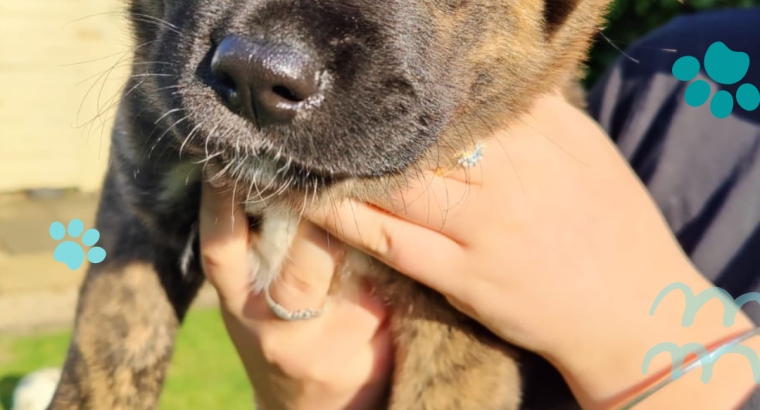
[221,160,328,215]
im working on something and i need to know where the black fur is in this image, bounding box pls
[49,0,610,407]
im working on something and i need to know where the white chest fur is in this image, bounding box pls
[244,210,300,293]
[244,208,375,295]
[162,162,373,294]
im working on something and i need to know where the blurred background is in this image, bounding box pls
[0,0,757,409]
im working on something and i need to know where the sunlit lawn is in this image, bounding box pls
[0,308,253,410]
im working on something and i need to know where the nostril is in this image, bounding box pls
[215,73,242,107]
[216,72,235,91]
[209,34,322,128]
[272,85,303,103]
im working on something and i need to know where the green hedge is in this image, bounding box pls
[585,0,759,87]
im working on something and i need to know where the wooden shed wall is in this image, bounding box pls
[0,0,132,193]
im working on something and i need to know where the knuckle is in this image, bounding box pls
[200,252,225,272]
[257,333,283,364]
[305,362,332,385]
[258,334,320,381]
[365,222,393,257]
[279,264,318,295]
[258,331,299,369]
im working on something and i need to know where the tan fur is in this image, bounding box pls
[50,263,179,410]
[51,0,612,408]
[223,1,611,407]
[315,1,610,407]
[378,268,522,409]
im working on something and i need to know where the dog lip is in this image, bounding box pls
[256,149,350,183]
[254,146,403,184]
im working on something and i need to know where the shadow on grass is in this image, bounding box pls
[0,374,21,410]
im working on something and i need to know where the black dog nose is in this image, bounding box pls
[210,35,321,127]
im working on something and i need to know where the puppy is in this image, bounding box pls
[49,0,610,409]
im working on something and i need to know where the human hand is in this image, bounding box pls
[199,183,392,410]
[305,93,757,409]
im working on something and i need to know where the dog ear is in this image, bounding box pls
[543,0,582,35]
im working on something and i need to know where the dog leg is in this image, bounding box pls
[48,178,204,410]
[382,276,522,410]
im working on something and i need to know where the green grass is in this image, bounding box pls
[0,307,253,410]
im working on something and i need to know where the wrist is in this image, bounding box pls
[542,260,755,409]
[618,329,760,410]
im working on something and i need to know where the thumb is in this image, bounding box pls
[199,182,253,306]
[265,221,345,318]
[200,181,344,318]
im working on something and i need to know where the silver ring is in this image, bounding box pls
[264,289,327,321]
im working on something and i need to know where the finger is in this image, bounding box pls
[371,171,481,243]
[199,182,252,302]
[267,221,345,314]
[306,200,465,294]
[370,137,522,243]
[241,278,392,405]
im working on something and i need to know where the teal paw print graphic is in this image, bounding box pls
[673,42,759,118]
[49,219,106,270]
